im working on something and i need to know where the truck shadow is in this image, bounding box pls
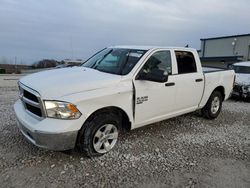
[230,96,250,102]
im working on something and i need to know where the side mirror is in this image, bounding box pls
[138,68,168,82]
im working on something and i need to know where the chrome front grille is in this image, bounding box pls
[18,82,45,119]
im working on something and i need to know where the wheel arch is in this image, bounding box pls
[200,85,226,108]
[83,106,132,131]
[213,86,225,101]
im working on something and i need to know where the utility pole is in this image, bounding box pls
[15,56,17,73]
[70,37,73,60]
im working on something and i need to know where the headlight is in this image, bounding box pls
[242,85,250,93]
[247,86,250,92]
[44,101,81,119]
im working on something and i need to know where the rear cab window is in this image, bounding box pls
[175,51,197,74]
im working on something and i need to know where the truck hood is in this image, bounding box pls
[20,67,122,99]
[235,73,250,86]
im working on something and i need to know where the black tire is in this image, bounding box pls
[77,112,121,157]
[201,91,223,119]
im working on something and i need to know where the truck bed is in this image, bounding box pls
[202,66,227,73]
[198,67,235,108]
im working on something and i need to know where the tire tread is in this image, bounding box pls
[77,112,121,157]
[201,90,222,119]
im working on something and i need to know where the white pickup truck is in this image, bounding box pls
[14,46,235,157]
[231,61,250,99]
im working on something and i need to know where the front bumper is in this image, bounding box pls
[14,100,79,151]
[232,85,250,98]
[231,91,250,98]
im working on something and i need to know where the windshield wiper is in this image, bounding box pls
[91,49,113,69]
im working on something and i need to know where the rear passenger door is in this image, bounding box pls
[174,51,204,112]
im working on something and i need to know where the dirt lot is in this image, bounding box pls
[0,75,250,188]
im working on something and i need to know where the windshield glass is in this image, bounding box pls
[233,65,250,74]
[83,48,147,75]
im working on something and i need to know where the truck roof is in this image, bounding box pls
[110,45,196,51]
[233,61,250,67]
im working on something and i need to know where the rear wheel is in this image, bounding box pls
[77,112,121,157]
[201,91,222,119]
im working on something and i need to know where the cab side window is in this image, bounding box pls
[175,51,197,74]
[141,51,172,75]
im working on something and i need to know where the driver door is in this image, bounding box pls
[133,50,177,128]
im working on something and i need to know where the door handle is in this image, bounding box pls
[165,82,175,87]
[195,78,203,82]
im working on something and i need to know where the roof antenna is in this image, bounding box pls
[185,44,189,48]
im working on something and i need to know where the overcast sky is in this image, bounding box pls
[0,0,250,64]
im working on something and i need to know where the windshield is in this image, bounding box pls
[233,65,250,74]
[82,48,147,75]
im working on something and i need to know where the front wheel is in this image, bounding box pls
[201,91,223,119]
[77,113,121,157]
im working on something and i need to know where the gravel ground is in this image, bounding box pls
[0,75,250,188]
